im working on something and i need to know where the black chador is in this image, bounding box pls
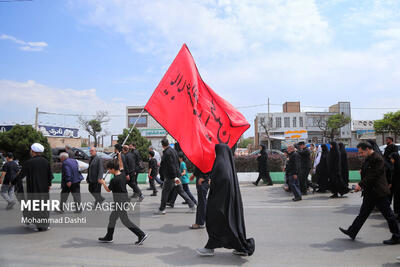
[204,143,255,256]
[339,143,349,186]
[253,144,273,186]
[316,144,330,192]
[328,141,349,198]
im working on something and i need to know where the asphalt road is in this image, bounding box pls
[0,183,400,267]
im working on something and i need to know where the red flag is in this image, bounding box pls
[145,44,250,173]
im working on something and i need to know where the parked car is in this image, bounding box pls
[249,149,284,156]
[52,147,90,162]
[80,147,113,160]
[379,144,400,155]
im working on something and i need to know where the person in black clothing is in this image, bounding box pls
[87,147,105,205]
[384,137,399,203]
[328,141,349,199]
[339,143,349,187]
[148,151,158,196]
[253,144,273,186]
[129,143,144,196]
[389,152,400,220]
[14,143,54,231]
[197,143,255,257]
[315,144,330,193]
[65,144,75,159]
[286,145,302,201]
[189,167,209,229]
[297,142,311,194]
[167,153,198,207]
[155,139,195,214]
[98,157,148,245]
[339,142,400,245]
[0,152,19,209]
[122,145,144,201]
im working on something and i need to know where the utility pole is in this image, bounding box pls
[34,107,39,131]
[267,98,271,149]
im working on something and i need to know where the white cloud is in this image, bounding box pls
[0,79,126,137]
[0,34,48,51]
[69,0,331,57]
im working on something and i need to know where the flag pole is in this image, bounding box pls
[102,108,146,180]
[122,108,145,146]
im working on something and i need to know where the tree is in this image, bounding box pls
[259,116,273,148]
[374,111,400,140]
[0,125,52,164]
[238,137,253,148]
[78,111,110,147]
[317,114,351,141]
[117,128,152,161]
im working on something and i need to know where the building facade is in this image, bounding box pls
[126,106,167,152]
[255,101,352,148]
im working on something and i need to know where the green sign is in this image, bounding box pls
[139,129,167,137]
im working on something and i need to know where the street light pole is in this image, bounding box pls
[34,107,39,131]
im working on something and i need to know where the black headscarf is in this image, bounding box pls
[260,144,267,154]
[205,143,255,255]
[321,144,328,154]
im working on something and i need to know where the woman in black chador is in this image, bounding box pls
[328,141,349,198]
[389,152,400,220]
[339,143,349,187]
[253,144,273,186]
[196,143,255,257]
[316,144,330,192]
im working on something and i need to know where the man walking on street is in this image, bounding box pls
[87,147,105,205]
[15,143,54,231]
[189,167,209,229]
[339,142,400,245]
[59,152,83,213]
[123,145,144,201]
[286,145,302,201]
[297,142,311,195]
[0,152,19,209]
[155,139,195,215]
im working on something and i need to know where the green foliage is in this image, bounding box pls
[326,113,351,140]
[0,125,52,164]
[238,137,253,148]
[117,128,152,161]
[374,111,400,136]
[88,119,102,133]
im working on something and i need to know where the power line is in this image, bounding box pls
[36,103,400,118]
[236,103,400,110]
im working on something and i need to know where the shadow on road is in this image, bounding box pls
[61,237,248,266]
[310,238,382,252]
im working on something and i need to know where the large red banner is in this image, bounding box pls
[144,44,250,173]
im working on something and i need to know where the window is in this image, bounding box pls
[292,117,297,127]
[284,117,290,128]
[275,117,281,128]
[128,115,147,127]
[299,117,304,127]
[269,118,273,128]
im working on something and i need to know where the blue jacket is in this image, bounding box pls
[62,158,84,186]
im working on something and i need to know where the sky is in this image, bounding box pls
[1,0,400,140]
